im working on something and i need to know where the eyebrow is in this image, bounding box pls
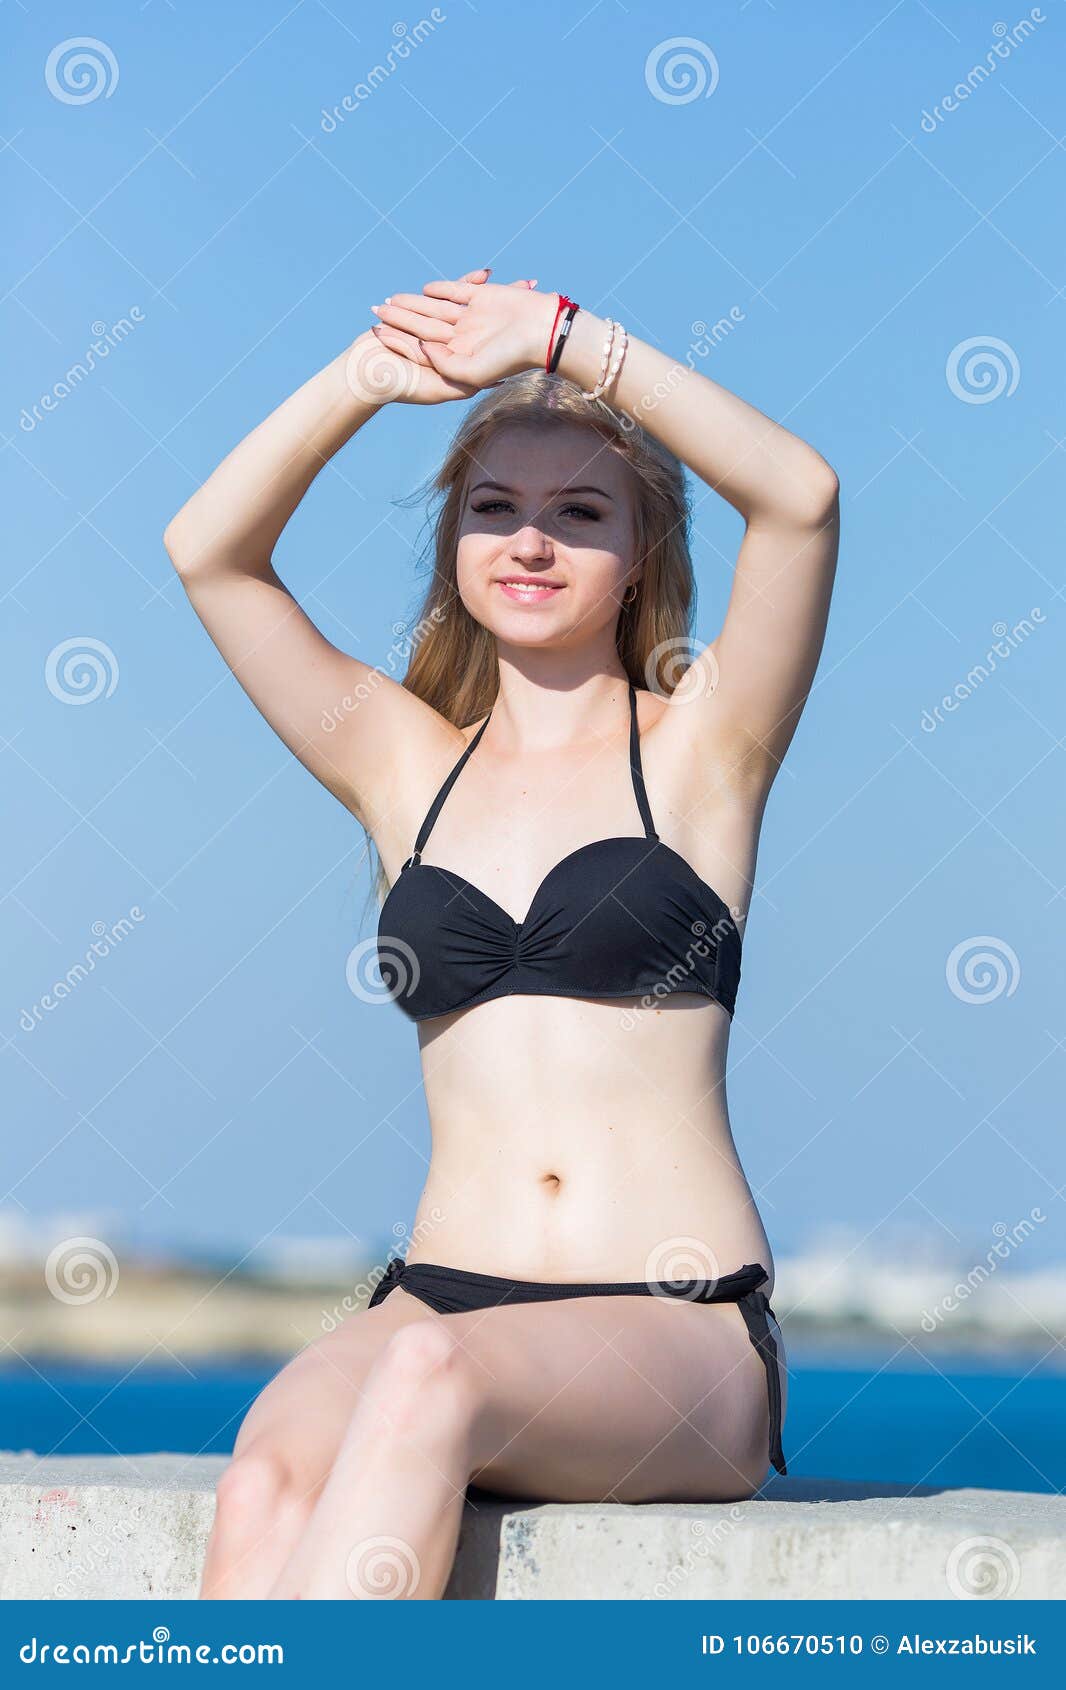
[468,480,615,502]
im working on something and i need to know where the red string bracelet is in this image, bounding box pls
[546,293,578,372]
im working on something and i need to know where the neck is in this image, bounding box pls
[488,651,632,751]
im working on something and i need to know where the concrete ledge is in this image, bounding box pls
[2,1453,1063,1600]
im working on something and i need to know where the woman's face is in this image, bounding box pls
[454,420,639,652]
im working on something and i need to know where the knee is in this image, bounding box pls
[369,1320,480,1437]
[213,1444,312,1534]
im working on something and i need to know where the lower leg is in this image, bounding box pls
[267,1322,477,1600]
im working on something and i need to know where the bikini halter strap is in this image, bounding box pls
[628,681,658,840]
[405,708,494,868]
[402,683,657,870]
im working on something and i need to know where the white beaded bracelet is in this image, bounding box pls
[581,319,617,400]
[581,318,628,401]
[602,322,628,397]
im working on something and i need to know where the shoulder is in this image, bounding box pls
[353,676,486,864]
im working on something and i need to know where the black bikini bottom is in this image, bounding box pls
[368,1256,787,1477]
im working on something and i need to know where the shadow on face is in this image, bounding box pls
[455,421,640,650]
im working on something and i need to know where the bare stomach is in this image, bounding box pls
[406,993,774,1292]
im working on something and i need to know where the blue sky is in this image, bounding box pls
[3,0,1063,1274]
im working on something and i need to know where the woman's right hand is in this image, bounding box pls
[346,267,490,406]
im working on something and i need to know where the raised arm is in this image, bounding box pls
[552,309,839,787]
[373,282,839,795]
[162,316,480,827]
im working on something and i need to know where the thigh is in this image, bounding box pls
[229,1289,432,1483]
[444,1293,774,1504]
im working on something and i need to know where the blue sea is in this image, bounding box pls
[3,1344,1063,1494]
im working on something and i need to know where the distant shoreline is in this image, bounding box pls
[4,1257,1064,1364]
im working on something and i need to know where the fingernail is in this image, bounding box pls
[482,267,492,276]
[526,279,538,289]
[383,296,392,304]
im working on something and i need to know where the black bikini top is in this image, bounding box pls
[376,682,741,1023]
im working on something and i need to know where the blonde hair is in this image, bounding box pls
[366,372,695,907]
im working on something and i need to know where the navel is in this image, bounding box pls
[538,1171,563,1194]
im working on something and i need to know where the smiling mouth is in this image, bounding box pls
[495,579,565,603]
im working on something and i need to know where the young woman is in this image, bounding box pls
[164,267,839,1601]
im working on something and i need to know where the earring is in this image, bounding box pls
[622,582,638,606]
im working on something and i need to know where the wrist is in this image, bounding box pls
[552,306,609,388]
[341,329,408,410]
[524,291,568,373]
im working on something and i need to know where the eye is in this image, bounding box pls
[471,498,513,515]
[559,503,601,521]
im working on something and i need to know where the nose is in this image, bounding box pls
[509,524,554,564]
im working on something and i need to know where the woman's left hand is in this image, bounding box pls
[371,276,557,391]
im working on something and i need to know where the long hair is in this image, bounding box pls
[367,371,695,906]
